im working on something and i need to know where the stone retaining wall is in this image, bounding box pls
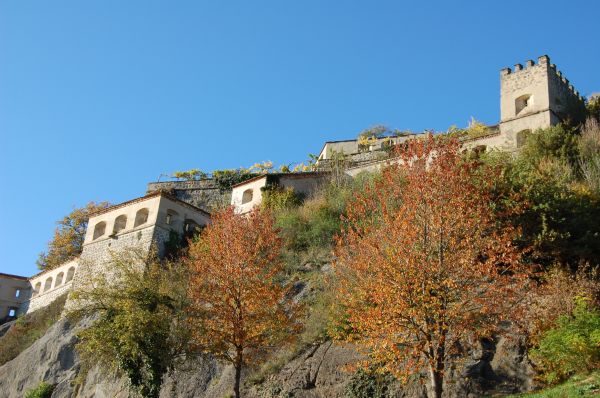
[147,180,230,212]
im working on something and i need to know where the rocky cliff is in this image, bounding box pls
[0,315,534,398]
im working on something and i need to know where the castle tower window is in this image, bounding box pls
[66,267,75,283]
[8,308,16,318]
[15,289,21,298]
[515,94,532,115]
[93,222,107,240]
[113,215,127,234]
[134,208,149,227]
[242,189,253,204]
[55,272,64,287]
[33,282,41,297]
[44,277,53,292]
[165,210,179,225]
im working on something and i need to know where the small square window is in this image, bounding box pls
[8,309,16,317]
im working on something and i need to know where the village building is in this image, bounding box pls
[71,191,210,294]
[1,191,210,320]
[230,172,329,214]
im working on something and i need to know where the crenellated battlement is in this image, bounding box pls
[501,55,584,102]
[499,55,587,147]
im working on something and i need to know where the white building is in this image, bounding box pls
[0,191,211,321]
[231,172,329,214]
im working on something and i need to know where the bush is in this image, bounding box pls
[346,368,395,398]
[482,125,600,267]
[588,96,600,121]
[579,118,600,192]
[25,382,55,398]
[530,297,600,384]
[0,293,67,366]
[213,168,255,191]
[520,124,580,170]
[261,186,304,211]
[274,174,376,255]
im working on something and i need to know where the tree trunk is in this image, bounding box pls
[234,350,243,398]
[429,365,444,398]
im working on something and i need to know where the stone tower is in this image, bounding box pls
[71,191,210,293]
[499,55,586,148]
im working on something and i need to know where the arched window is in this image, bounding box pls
[93,221,106,240]
[44,277,53,292]
[134,208,149,227]
[33,282,41,297]
[55,272,64,287]
[515,94,532,115]
[165,209,179,225]
[113,215,127,234]
[66,267,76,283]
[242,189,253,204]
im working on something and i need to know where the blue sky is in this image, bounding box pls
[1,1,599,277]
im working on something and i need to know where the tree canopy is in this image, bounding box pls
[187,207,302,398]
[37,201,110,270]
[334,135,533,398]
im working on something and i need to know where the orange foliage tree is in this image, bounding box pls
[334,135,533,398]
[187,207,302,398]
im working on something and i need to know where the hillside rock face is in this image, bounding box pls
[0,318,534,398]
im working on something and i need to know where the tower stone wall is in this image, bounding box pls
[146,179,230,212]
[499,55,585,149]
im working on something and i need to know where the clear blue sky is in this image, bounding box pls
[1,1,599,277]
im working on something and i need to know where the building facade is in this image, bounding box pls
[231,172,329,214]
[72,191,210,293]
[0,191,210,322]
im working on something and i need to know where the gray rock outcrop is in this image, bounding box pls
[0,317,534,398]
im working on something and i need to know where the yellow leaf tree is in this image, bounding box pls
[37,201,110,270]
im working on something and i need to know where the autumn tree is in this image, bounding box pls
[334,135,532,398]
[37,201,110,270]
[187,207,302,398]
[69,248,190,398]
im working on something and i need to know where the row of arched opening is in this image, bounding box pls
[32,266,76,297]
[93,208,149,240]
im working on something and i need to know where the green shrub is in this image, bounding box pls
[0,293,67,366]
[346,368,395,398]
[261,186,304,211]
[481,125,600,267]
[25,382,55,398]
[579,118,600,193]
[588,96,600,121]
[213,168,255,192]
[530,297,600,384]
[521,124,580,169]
[445,117,493,140]
[273,174,377,255]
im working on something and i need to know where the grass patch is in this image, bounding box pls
[25,381,55,398]
[0,293,68,366]
[506,371,600,397]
